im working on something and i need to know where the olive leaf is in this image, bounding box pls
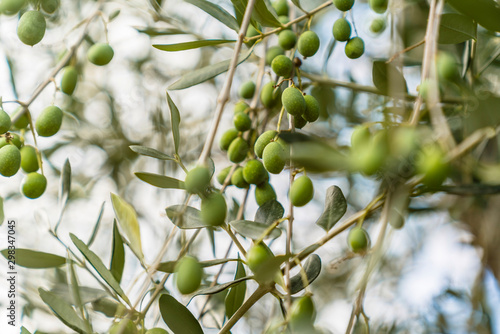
[91,298,127,318]
[315,186,347,232]
[110,220,125,283]
[185,0,240,32]
[254,200,284,225]
[129,145,175,161]
[447,0,500,32]
[438,13,477,44]
[157,258,240,273]
[135,27,188,36]
[39,288,88,334]
[153,39,236,52]
[159,294,204,334]
[21,327,32,334]
[230,220,282,239]
[134,172,185,189]
[253,0,282,27]
[0,196,4,226]
[290,254,322,294]
[166,93,181,154]
[225,259,247,318]
[166,205,207,229]
[372,60,408,96]
[59,158,71,206]
[50,285,107,305]
[66,260,83,310]
[0,249,66,268]
[110,193,143,260]
[192,276,251,297]
[231,0,259,29]
[87,201,105,247]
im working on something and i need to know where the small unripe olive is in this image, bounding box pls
[263,141,286,174]
[234,101,250,114]
[289,295,316,331]
[370,18,386,34]
[272,0,289,16]
[246,24,260,47]
[217,166,232,185]
[145,329,168,334]
[271,55,293,78]
[390,126,418,158]
[41,0,59,13]
[345,37,365,59]
[350,125,371,151]
[278,30,297,50]
[243,159,267,185]
[233,112,252,132]
[348,227,369,252]
[175,255,203,294]
[294,114,307,129]
[239,81,256,99]
[35,105,63,137]
[369,0,388,13]
[20,145,39,173]
[0,133,23,149]
[11,107,29,129]
[255,182,277,206]
[87,43,114,66]
[0,0,26,15]
[333,0,355,11]
[0,144,21,177]
[246,243,273,272]
[260,82,280,108]
[184,166,211,194]
[60,66,78,95]
[297,31,320,58]
[21,172,47,199]
[228,137,249,163]
[437,52,458,81]
[200,191,227,226]
[265,46,285,65]
[416,145,449,187]
[17,10,46,46]
[109,318,137,334]
[303,95,320,122]
[332,18,351,42]
[0,109,11,134]
[219,128,239,151]
[350,130,388,175]
[254,130,277,158]
[231,166,249,189]
[282,87,306,116]
[290,175,314,207]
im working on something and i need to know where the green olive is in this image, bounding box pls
[109,318,137,334]
[350,130,388,176]
[175,255,203,294]
[265,46,285,65]
[278,30,297,50]
[254,130,277,158]
[20,145,39,173]
[260,82,281,108]
[239,81,256,99]
[255,182,277,206]
[228,137,249,163]
[219,128,239,151]
[0,133,23,149]
[200,191,227,226]
[87,43,114,66]
[282,86,306,116]
[17,10,46,46]
[231,166,249,189]
[0,0,26,15]
[369,0,388,13]
[370,18,386,34]
[21,172,47,199]
[293,114,307,129]
[145,329,168,334]
[233,112,252,132]
[271,55,293,78]
[416,145,449,187]
[345,37,365,59]
[35,105,63,137]
[437,52,458,81]
[0,144,21,177]
[272,0,289,16]
[11,107,29,129]
[290,175,314,207]
[333,0,355,11]
[297,31,320,58]
[348,227,369,252]
[246,24,260,46]
[246,243,273,272]
[184,166,211,194]
[216,166,232,185]
[350,125,371,151]
[303,95,320,122]
[41,0,59,13]
[234,101,250,113]
[60,66,78,95]
[263,141,286,174]
[243,159,267,185]
[289,295,316,331]
[0,109,11,134]
[332,18,351,42]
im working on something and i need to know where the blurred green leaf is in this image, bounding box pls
[129,145,175,161]
[315,186,347,232]
[192,276,251,297]
[135,172,185,189]
[166,93,181,154]
[438,13,477,44]
[110,220,125,284]
[290,254,321,294]
[291,0,303,10]
[231,0,259,28]
[91,298,127,318]
[447,0,500,32]
[70,234,130,304]
[159,294,204,334]
[87,202,105,247]
[254,200,284,225]
[110,193,143,260]
[230,220,282,239]
[59,159,71,206]
[253,0,282,27]
[39,288,88,334]
[166,205,211,229]
[153,39,236,52]
[372,60,408,96]
[67,260,83,310]
[0,249,66,268]
[21,327,32,334]
[185,0,240,32]
[134,27,187,36]
[289,139,348,172]
[225,259,247,318]
[158,258,240,273]
[50,285,107,305]
[0,196,4,226]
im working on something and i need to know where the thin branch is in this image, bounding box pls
[386,39,425,64]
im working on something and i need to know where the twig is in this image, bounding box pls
[386,39,425,64]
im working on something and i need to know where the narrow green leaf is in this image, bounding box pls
[372,60,408,96]
[166,93,181,154]
[129,145,175,160]
[291,0,303,10]
[135,172,185,189]
[21,327,32,334]
[159,294,204,334]
[166,205,212,229]
[168,47,254,90]
[91,298,127,318]
[230,220,281,239]
[50,285,108,305]
[153,39,236,52]
[231,0,255,28]
[254,200,284,225]
[438,13,477,44]
[0,249,66,268]
[110,193,143,260]
[447,0,500,32]
[135,27,187,36]
[70,234,130,304]
[207,227,216,257]
[39,288,88,334]
[315,186,347,232]
[59,159,71,206]
[87,202,105,247]
[225,259,247,318]
[0,196,4,225]
[110,220,125,284]
[185,0,240,32]
[290,254,321,294]
[158,258,240,273]
[253,0,282,27]
[192,276,251,297]
[67,260,83,309]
